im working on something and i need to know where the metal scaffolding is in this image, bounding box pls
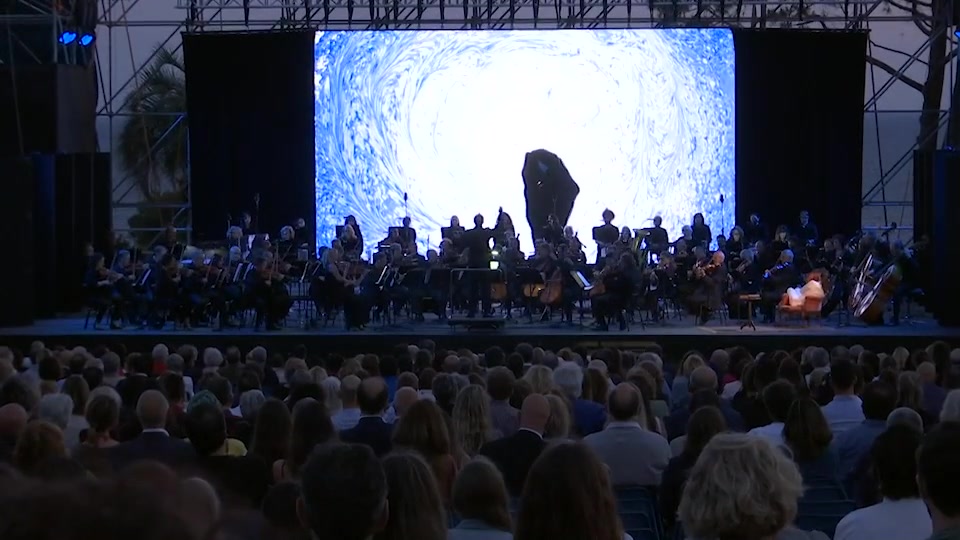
[94,0,957,245]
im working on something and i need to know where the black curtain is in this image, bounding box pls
[184,31,316,252]
[734,30,867,240]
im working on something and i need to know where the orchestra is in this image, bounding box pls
[82,206,923,332]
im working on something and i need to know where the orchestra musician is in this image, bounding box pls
[239,211,256,236]
[771,226,790,255]
[410,249,450,321]
[325,247,369,329]
[460,214,495,317]
[692,213,712,249]
[399,217,417,255]
[743,213,767,246]
[493,209,516,249]
[797,210,819,246]
[687,251,728,324]
[888,241,918,325]
[541,214,564,246]
[592,209,619,264]
[341,216,364,258]
[726,226,745,255]
[591,252,637,331]
[443,216,466,252]
[85,253,125,329]
[245,254,292,331]
[226,226,245,251]
[293,217,309,245]
[643,216,670,256]
[760,249,801,323]
[561,226,586,264]
[155,254,188,329]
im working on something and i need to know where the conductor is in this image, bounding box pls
[460,214,495,317]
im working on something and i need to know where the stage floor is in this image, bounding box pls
[1,313,956,358]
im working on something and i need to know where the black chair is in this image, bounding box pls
[615,486,663,540]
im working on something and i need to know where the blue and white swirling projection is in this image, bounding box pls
[314,29,735,260]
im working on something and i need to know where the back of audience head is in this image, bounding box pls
[919,422,960,525]
[608,382,641,422]
[185,402,227,456]
[522,365,553,394]
[289,398,336,476]
[684,406,726,459]
[553,362,583,399]
[543,394,571,439]
[862,380,898,421]
[13,420,67,475]
[690,366,718,393]
[340,375,361,408]
[0,403,28,440]
[393,399,451,458]
[136,389,169,430]
[378,452,446,540]
[357,377,388,415]
[37,393,73,430]
[831,357,858,394]
[679,433,803,540]
[298,443,388,540]
[250,398,293,466]
[516,442,623,540]
[887,406,924,433]
[86,395,119,437]
[453,457,512,532]
[520,393,550,434]
[871,424,922,501]
[783,397,832,461]
[486,366,515,403]
[762,380,798,424]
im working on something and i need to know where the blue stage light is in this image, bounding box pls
[58,31,77,45]
[79,33,95,46]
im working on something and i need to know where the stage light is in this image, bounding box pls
[58,31,77,44]
[79,33,95,46]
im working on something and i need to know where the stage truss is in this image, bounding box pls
[85,0,958,246]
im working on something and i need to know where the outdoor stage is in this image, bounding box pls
[1,313,956,359]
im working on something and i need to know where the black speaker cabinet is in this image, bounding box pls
[0,157,36,327]
[931,150,960,326]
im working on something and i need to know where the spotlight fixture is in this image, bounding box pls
[79,33,95,46]
[58,31,77,44]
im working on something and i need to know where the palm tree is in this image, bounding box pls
[118,45,189,246]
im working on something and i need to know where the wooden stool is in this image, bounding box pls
[738,294,761,330]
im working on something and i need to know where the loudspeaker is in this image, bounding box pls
[931,150,960,326]
[912,150,935,244]
[0,158,35,327]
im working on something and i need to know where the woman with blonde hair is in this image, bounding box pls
[522,365,554,394]
[671,353,706,413]
[544,393,571,440]
[376,452,447,540]
[449,457,513,540]
[452,385,497,457]
[679,433,826,540]
[897,371,935,429]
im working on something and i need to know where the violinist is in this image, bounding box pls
[687,251,728,324]
[444,216,466,252]
[493,209,516,249]
[562,226,586,264]
[110,250,141,324]
[85,253,124,329]
[692,213,712,250]
[155,254,187,329]
[797,210,819,247]
[210,249,244,328]
[726,248,761,319]
[326,248,369,329]
[276,226,298,263]
[760,249,801,323]
[676,225,695,250]
[591,252,636,331]
[592,209,619,264]
[615,226,634,256]
[342,215,364,258]
[770,226,790,255]
[155,225,182,258]
[411,250,450,321]
[245,255,288,331]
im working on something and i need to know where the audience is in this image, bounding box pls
[0,339,957,540]
[835,425,930,540]
[584,382,671,486]
[449,457,514,540]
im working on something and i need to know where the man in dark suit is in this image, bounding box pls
[665,368,744,441]
[116,352,158,410]
[459,214,495,317]
[479,393,550,496]
[340,378,393,457]
[108,390,194,470]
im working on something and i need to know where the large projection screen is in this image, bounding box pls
[314,29,735,260]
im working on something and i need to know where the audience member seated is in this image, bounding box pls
[836,380,897,492]
[183,401,270,507]
[584,382,671,486]
[748,379,798,447]
[515,442,630,540]
[13,420,68,476]
[333,375,362,431]
[273,398,337,482]
[487,367,520,438]
[0,403,28,463]
[341,377,394,457]
[108,390,194,470]
[378,452,447,540]
[452,385,498,457]
[834,425,930,540]
[916,423,960,540]
[553,362,606,436]
[783,397,840,485]
[666,366,743,440]
[679,433,829,540]
[479,394,549,497]
[821,358,864,435]
[298,443,389,540]
[449,457,514,540]
[660,406,727,530]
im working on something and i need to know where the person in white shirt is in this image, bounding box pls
[332,375,362,431]
[821,359,865,435]
[834,425,931,540]
[747,380,797,448]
